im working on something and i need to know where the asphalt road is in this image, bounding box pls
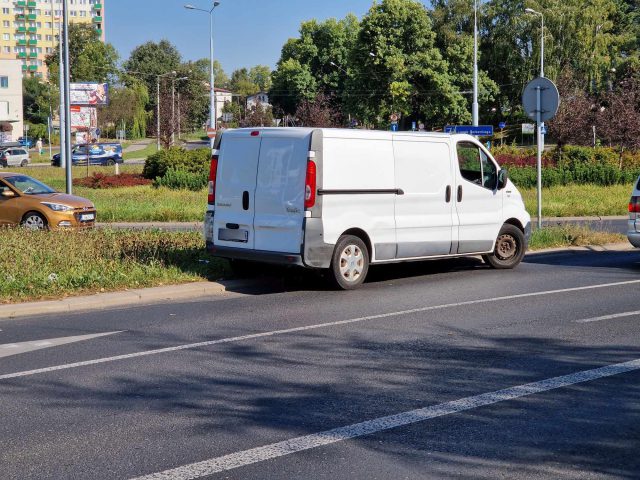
[1,248,640,479]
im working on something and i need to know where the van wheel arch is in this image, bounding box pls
[503,218,524,233]
[341,228,372,260]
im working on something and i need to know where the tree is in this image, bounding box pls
[241,102,274,127]
[98,81,149,139]
[547,70,596,146]
[45,23,118,84]
[346,0,468,128]
[598,76,640,156]
[229,68,260,97]
[191,58,230,89]
[123,40,182,100]
[249,65,273,92]
[295,93,342,127]
[269,58,317,115]
[23,76,55,125]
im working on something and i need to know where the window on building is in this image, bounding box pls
[2,33,9,41]
[0,77,9,89]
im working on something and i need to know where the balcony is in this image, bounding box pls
[26,13,36,20]
[28,65,38,71]
[93,3,102,9]
[17,52,26,58]
[17,39,27,46]
[16,26,27,33]
[21,65,28,71]
[92,16,103,23]
[95,28,103,35]
[15,14,26,20]
[15,1,27,6]
[27,1,36,7]
[27,27,37,33]
[27,39,37,46]
[28,52,37,58]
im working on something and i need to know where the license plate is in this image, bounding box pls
[218,228,248,243]
[80,213,95,222]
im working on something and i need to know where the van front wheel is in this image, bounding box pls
[483,224,526,269]
[330,235,369,290]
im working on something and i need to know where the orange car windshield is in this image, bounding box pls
[4,176,56,195]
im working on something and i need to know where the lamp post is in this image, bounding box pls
[525,7,544,229]
[472,0,479,126]
[185,1,220,148]
[172,76,188,146]
[156,71,176,151]
[61,0,72,194]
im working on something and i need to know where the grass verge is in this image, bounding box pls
[123,142,159,161]
[528,225,626,250]
[521,184,631,217]
[0,228,227,303]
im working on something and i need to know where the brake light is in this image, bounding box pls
[305,159,317,209]
[208,153,219,205]
[630,196,640,219]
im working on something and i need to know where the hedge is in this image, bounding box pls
[143,147,211,180]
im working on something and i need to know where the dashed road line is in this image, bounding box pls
[131,358,640,480]
[0,331,123,359]
[1,279,639,380]
[575,310,640,323]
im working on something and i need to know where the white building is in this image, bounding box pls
[246,92,271,110]
[0,59,23,143]
[214,88,233,123]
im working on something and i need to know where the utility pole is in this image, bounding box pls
[472,0,479,126]
[62,0,72,194]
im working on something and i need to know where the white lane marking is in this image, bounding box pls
[575,310,640,323]
[0,332,123,359]
[131,358,640,480]
[1,279,639,381]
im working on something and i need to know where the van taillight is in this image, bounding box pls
[305,160,317,209]
[630,196,640,219]
[208,154,219,205]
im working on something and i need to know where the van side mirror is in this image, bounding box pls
[1,190,16,198]
[497,169,508,190]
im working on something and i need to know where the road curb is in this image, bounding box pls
[0,281,231,320]
[526,242,635,256]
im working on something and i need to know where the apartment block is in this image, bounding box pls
[0,59,24,142]
[0,0,105,78]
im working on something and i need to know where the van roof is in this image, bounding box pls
[222,127,472,141]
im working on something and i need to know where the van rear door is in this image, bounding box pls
[213,134,261,249]
[253,134,309,253]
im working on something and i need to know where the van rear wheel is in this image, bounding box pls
[483,224,526,269]
[330,235,369,290]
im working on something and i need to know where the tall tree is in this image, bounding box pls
[249,65,273,92]
[123,40,182,101]
[346,0,468,128]
[23,77,56,125]
[45,23,118,84]
[191,58,230,89]
[229,68,260,97]
[269,59,317,115]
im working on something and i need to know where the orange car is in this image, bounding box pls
[0,172,96,229]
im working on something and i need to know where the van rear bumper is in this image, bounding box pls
[206,242,304,266]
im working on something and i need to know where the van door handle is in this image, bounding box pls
[445,185,451,203]
[457,185,463,202]
[242,191,250,210]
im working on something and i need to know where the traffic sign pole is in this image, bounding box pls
[536,86,542,230]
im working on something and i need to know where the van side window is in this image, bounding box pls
[456,142,498,190]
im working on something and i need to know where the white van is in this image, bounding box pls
[204,128,531,289]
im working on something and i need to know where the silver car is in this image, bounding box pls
[628,175,640,248]
[0,148,30,168]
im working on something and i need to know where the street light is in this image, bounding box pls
[172,76,189,146]
[157,71,176,151]
[185,1,221,148]
[525,8,544,78]
[472,0,479,126]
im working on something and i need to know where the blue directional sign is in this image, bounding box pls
[444,125,494,136]
[498,122,506,129]
[390,123,399,132]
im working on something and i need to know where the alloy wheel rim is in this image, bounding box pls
[339,244,364,282]
[24,215,45,230]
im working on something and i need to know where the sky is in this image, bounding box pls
[107,0,387,75]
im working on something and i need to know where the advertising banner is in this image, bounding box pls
[70,83,109,105]
[70,106,98,130]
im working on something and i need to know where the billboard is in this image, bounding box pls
[70,105,98,130]
[70,83,109,105]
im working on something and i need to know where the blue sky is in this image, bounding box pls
[107,0,388,75]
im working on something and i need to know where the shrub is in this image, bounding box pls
[143,147,211,180]
[153,168,208,191]
[73,172,152,189]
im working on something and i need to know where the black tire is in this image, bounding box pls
[483,224,526,269]
[329,235,370,290]
[20,159,28,167]
[106,159,115,166]
[21,211,48,230]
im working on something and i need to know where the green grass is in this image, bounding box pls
[529,225,626,250]
[29,147,59,164]
[521,184,631,217]
[123,142,159,160]
[24,165,207,222]
[0,229,227,303]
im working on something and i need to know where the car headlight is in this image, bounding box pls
[41,202,74,212]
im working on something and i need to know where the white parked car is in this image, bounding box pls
[204,128,532,289]
[628,175,640,248]
[0,147,30,168]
